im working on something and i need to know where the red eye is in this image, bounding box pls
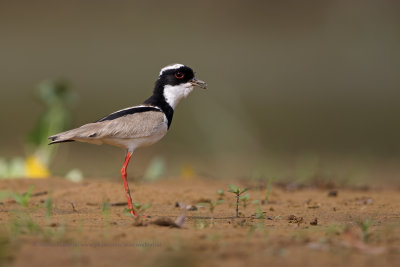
[174,72,184,79]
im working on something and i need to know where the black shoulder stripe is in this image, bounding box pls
[96,106,162,122]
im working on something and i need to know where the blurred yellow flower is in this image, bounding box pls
[181,164,195,179]
[25,155,50,178]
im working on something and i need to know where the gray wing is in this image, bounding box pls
[49,111,166,144]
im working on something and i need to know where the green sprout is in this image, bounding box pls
[254,204,265,219]
[132,202,152,214]
[11,186,35,208]
[240,193,250,208]
[101,199,111,238]
[28,80,76,166]
[101,199,111,219]
[198,199,224,215]
[44,197,53,222]
[228,184,249,218]
[264,177,274,203]
[358,218,372,243]
[4,188,66,243]
[124,202,152,224]
[10,213,42,237]
[217,189,224,199]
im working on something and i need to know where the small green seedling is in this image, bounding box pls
[124,202,152,223]
[132,202,152,214]
[217,189,224,199]
[44,197,53,221]
[240,193,250,208]
[101,199,111,219]
[198,199,224,215]
[228,184,249,218]
[254,204,265,219]
[10,210,44,239]
[264,177,274,203]
[101,198,112,238]
[11,185,35,208]
[358,218,372,242]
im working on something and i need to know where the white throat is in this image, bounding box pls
[163,83,194,109]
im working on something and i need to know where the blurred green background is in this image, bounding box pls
[1,1,399,184]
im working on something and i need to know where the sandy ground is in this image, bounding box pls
[0,178,399,267]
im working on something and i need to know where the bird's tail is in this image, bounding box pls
[48,130,76,145]
[48,123,103,145]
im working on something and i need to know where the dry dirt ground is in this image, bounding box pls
[0,178,399,267]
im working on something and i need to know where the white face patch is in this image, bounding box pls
[159,64,185,76]
[163,83,194,109]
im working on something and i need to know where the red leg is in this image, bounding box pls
[121,152,137,217]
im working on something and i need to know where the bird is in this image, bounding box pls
[48,64,207,217]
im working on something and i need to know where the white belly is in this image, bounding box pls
[100,123,168,151]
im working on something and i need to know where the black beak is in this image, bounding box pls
[190,78,207,89]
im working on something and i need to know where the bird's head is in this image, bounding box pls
[155,64,207,109]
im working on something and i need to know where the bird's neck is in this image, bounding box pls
[143,84,174,128]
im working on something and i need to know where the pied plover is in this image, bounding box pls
[48,64,207,217]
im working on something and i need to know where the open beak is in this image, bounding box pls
[190,78,207,89]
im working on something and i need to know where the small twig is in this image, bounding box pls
[31,191,48,197]
[70,202,78,212]
[108,202,128,207]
